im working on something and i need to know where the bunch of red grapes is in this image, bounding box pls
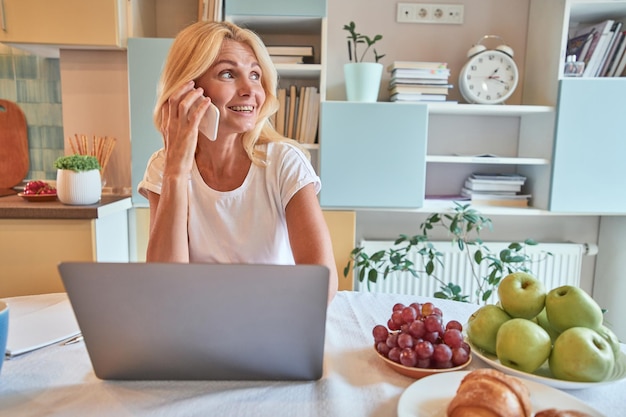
[373,301,471,369]
[23,180,56,195]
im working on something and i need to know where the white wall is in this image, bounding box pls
[594,217,626,341]
[326,0,531,103]
[59,49,131,192]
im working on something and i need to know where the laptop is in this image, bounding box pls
[58,262,329,381]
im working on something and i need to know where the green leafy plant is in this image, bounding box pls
[343,21,385,63]
[344,202,552,304]
[54,154,101,172]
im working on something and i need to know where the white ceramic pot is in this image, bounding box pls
[344,62,383,102]
[56,169,102,205]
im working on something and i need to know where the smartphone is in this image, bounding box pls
[198,102,220,141]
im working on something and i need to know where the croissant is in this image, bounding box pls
[447,369,532,417]
[535,409,593,417]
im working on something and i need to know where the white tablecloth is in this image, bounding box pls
[0,291,624,416]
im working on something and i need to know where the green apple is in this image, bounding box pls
[497,272,546,319]
[549,327,615,382]
[545,285,603,333]
[466,304,512,355]
[496,318,552,373]
[596,324,621,358]
[533,307,560,344]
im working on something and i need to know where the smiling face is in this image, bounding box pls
[195,39,266,137]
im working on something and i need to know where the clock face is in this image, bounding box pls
[459,50,519,104]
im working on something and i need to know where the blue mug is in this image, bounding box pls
[0,301,8,375]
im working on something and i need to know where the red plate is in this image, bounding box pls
[18,192,58,202]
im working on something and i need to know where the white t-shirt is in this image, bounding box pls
[138,142,321,264]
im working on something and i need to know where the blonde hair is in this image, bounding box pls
[154,20,305,165]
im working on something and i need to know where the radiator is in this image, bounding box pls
[354,240,597,304]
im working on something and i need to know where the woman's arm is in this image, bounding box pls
[146,81,212,262]
[145,181,191,262]
[285,183,338,303]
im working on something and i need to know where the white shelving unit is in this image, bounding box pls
[424,103,555,211]
[524,0,626,214]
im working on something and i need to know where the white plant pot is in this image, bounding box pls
[344,62,383,102]
[56,169,102,205]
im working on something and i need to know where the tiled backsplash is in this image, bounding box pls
[0,44,64,181]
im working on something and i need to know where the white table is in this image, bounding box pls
[0,291,624,416]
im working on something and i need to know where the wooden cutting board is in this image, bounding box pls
[0,99,30,189]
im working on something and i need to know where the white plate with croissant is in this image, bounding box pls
[398,369,603,417]
[468,340,626,390]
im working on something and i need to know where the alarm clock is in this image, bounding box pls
[458,35,519,104]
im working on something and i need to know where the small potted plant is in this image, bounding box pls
[343,21,386,102]
[54,154,102,205]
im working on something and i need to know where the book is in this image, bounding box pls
[390,77,451,86]
[390,93,447,102]
[275,88,287,135]
[390,84,452,95]
[198,0,222,22]
[461,189,531,201]
[462,188,519,197]
[286,85,298,139]
[470,173,526,182]
[607,31,626,76]
[387,61,448,71]
[597,21,623,76]
[270,55,306,64]
[576,19,615,76]
[469,198,530,208]
[613,40,626,76]
[303,87,320,144]
[266,45,314,56]
[391,68,451,80]
[295,86,309,142]
[566,30,595,61]
[464,178,523,192]
[213,0,223,21]
[569,24,600,64]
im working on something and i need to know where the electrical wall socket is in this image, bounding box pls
[397,3,464,25]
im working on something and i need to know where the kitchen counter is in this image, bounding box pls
[0,195,132,297]
[0,194,131,219]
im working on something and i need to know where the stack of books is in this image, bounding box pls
[266,45,314,65]
[567,19,626,77]
[387,61,453,102]
[273,85,320,145]
[460,173,531,208]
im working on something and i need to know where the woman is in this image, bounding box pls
[138,21,337,302]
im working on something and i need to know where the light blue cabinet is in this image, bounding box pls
[128,38,174,205]
[319,102,428,209]
[550,79,626,213]
[224,0,326,17]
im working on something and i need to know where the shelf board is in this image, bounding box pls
[426,155,550,165]
[325,202,605,217]
[427,103,554,116]
[421,199,550,215]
